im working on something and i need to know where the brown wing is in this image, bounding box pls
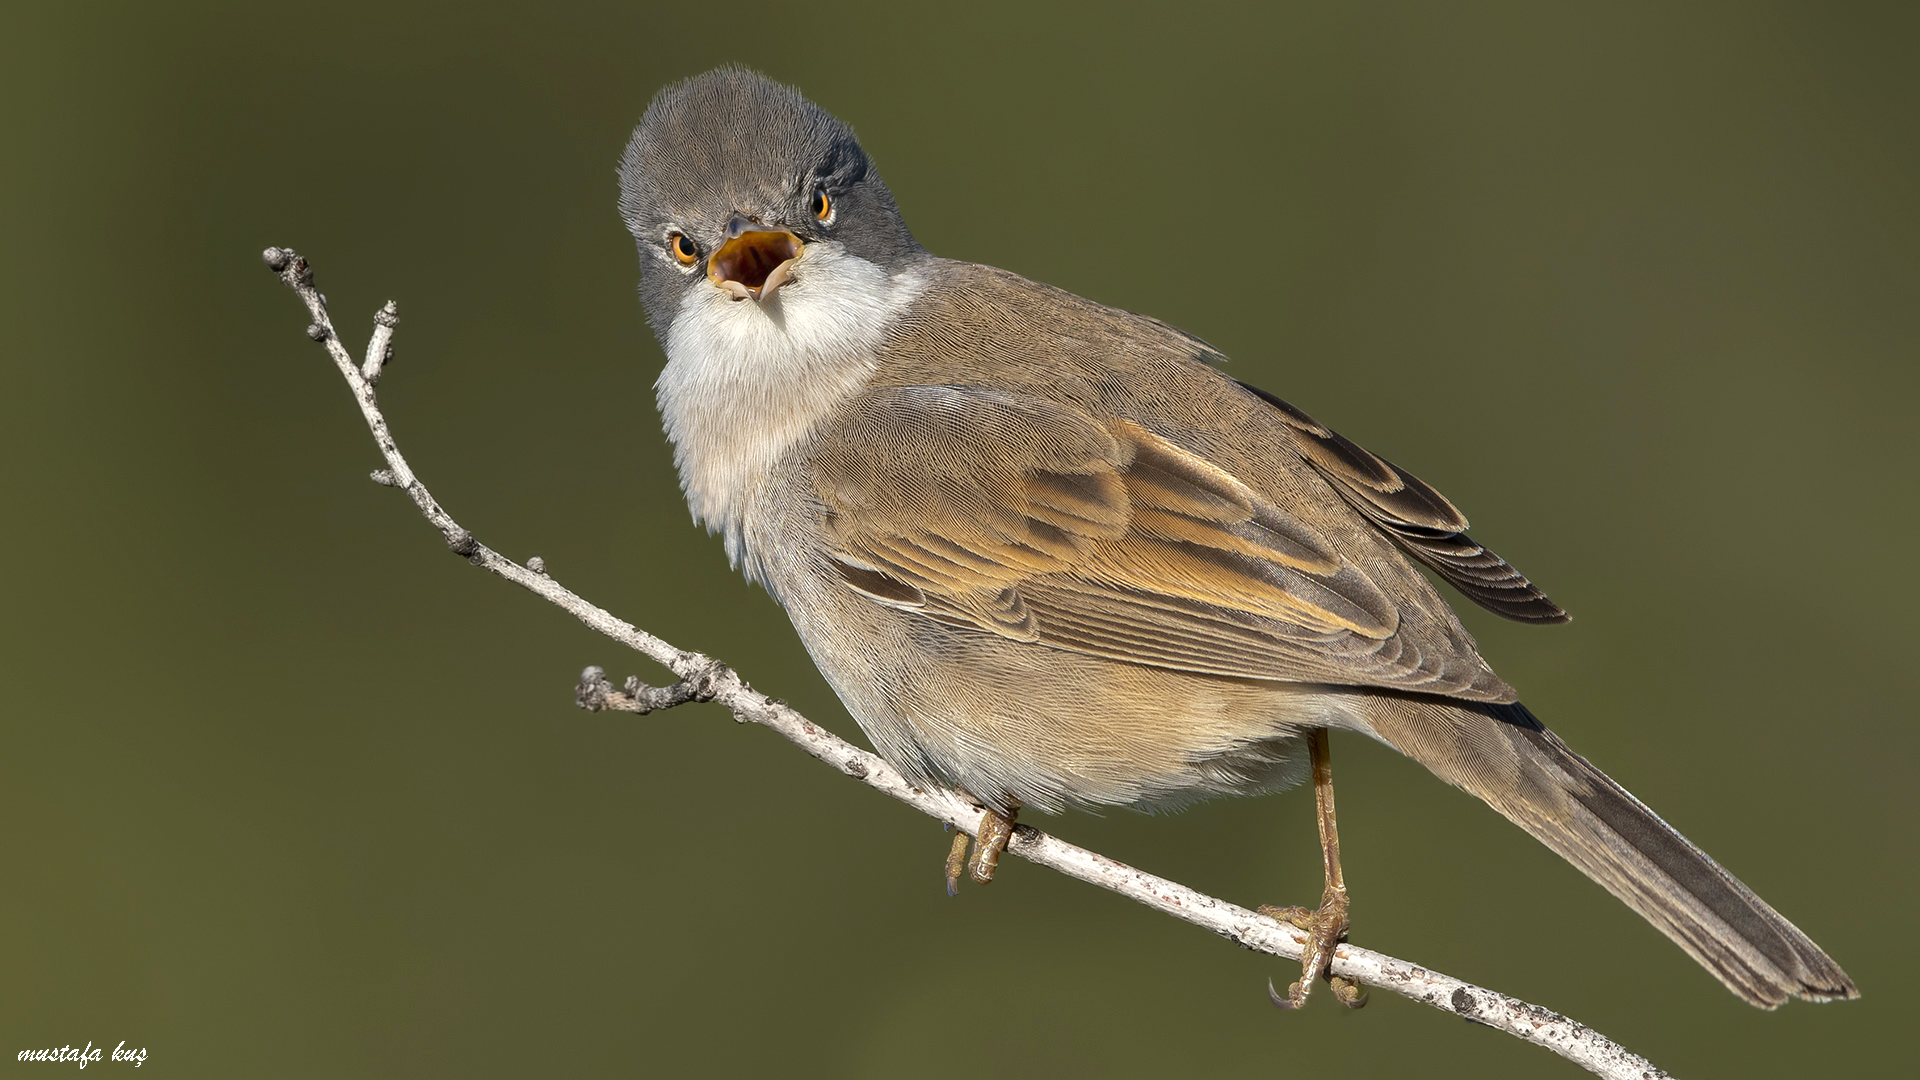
[1236,382,1568,624]
[811,385,1514,701]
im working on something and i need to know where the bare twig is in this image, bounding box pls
[262,246,1671,1080]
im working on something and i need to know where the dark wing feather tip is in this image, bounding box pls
[1237,380,1568,624]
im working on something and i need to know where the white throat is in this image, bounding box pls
[657,245,922,565]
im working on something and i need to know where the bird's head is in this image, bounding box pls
[618,67,923,334]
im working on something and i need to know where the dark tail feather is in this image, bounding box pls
[1363,697,1858,1008]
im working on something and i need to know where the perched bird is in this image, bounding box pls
[616,66,1856,1009]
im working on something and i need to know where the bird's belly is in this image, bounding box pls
[764,556,1370,815]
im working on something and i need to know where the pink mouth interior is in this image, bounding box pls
[712,231,801,292]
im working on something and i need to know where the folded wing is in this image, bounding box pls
[812,385,1522,701]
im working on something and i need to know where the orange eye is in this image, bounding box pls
[812,188,832,221]
[670,234,699,265]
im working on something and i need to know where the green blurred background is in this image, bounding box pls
[3,2,1913,1076]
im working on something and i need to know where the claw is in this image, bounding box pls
[1267,976,1304,1011]
[1330,975,1369,1009]
[940,799,1017,892]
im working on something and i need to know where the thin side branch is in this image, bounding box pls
[263,247,1670,1080]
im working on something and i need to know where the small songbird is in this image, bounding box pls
[616,66,1856,1009]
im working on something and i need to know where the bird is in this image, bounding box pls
[615,65,1856,1010]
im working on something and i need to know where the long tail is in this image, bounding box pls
[1359,695,1858,1008]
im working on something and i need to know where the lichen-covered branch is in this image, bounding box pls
[262,246,1670,1080]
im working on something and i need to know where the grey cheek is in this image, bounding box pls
[637,271,697,332]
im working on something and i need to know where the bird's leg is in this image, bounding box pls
[944,793,1018,895]
[1259,729,1368,1009]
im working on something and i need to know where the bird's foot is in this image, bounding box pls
[1259,888,1367,1009]
[944,804,1016,895]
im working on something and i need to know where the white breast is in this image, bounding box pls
[656,244,924,568]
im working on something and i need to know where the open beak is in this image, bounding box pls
[708,215,803,303]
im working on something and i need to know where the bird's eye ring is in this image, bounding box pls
[669,233,699,266]
[812,187,833,222]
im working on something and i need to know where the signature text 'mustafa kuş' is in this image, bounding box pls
[18,1041,147,1068]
